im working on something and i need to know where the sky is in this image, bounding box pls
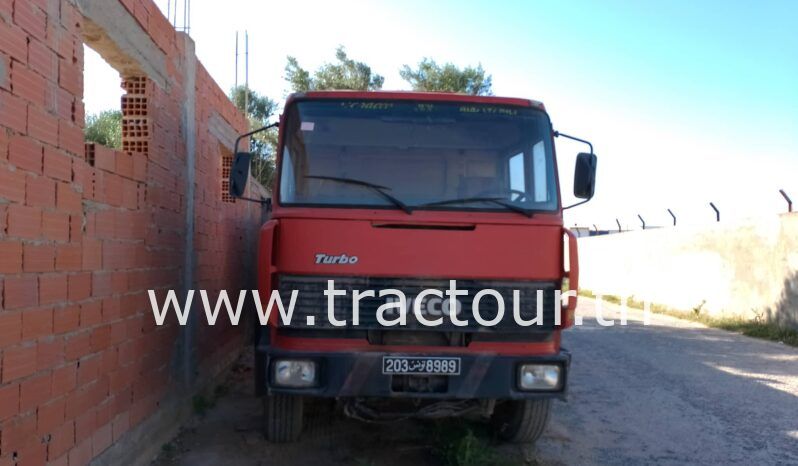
[84,0,798,229]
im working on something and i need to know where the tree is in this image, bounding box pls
[84,110,122,149]
[229,85,279,189]
[285,46,385,92]
[400,58,493,95]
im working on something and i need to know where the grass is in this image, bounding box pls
[578,290,798,348]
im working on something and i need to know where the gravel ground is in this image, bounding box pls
[152,299,798,465]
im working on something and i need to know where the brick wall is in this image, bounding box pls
[0,1,265,465]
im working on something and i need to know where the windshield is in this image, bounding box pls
[278,99,559,213]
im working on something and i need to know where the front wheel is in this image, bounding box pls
[263,394,303,442]
[491,399,551,443]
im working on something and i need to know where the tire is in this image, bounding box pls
[491,399,551,443]
[263,394,303,442]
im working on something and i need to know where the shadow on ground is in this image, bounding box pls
[151,351,548,466]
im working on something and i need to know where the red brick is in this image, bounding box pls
[74,406,96,443]
[53,304,79,334]
[0,19,27,62]
[94,210,115,238]
[28,104,59,146]
[27,38,57,78]
[3,274,38,309]
[42,210,70,241]
[64,331,91,361]
[51,362,77,397]
[115,151,134,178]
[47,422,75,466]
[82,238,102,269]
[79,300,101,327]
[55,242,81,270]
[22,306,53,339]
[67,272,91,301]
[92,421,112,456]
[0,311,22,345]
[90,325,111,352]
[0,162,25,202]
[72,161,92,197]
[55,181,82,213]
[11,62,47,106]
[0,89,27,133]
[111,411,129,441]
[36,337,64,370]
[1,413,37,457]
[132,152,147,181]
[69,213,82,242]
[69,436,93,466]
[25,173,56,208]
[58,57,81,95]
[0,0,9,24]
[50,83,73,121]
[57,119,83,156]
[0,382,19,421]
[13,0,47,40]
[37,396,65,436]
[23,242,55,272]
[9,134,44,174]
[94,144,115,172]
[20,372,52,412]
[18,440,48,466]
[39,274,67,304]
[77,355,99,386]
[7,204,42,239]
[0,240,23,273]
[43,146,72,181]
[104,173,123,206]
[0,126,8,159]
[1,344,37,382]
[121,179,138,209]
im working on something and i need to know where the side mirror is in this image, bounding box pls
[573,152,597,199]
[229,152,252,197]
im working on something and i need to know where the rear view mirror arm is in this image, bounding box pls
[234,121,279,155]
[554,131,597,210]
[230,122,280,205]
[553,130,593,154]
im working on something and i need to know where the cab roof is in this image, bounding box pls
[288,90,546,111]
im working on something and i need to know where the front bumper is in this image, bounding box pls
[258,346,571,400]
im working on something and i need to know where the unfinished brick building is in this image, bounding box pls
[0,0,267,464]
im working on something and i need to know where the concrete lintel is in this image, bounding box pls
[76,0,168,88]
[208,111,239,150]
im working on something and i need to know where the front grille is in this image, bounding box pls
[277,275,560,332]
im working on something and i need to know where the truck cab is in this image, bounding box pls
[229,91,596,443]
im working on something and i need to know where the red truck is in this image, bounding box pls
[229,91,597,443]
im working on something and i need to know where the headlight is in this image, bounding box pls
[273,359,317,387]
[518,364,561,391]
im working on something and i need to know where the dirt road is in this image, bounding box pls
[153,299,798,465]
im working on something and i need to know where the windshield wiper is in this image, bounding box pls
[421,197,536,218]
[304,175,412,214]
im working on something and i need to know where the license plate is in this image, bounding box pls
[382,356,461,375]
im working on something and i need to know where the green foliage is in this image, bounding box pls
[285,46,385,92]
[431,420,497,466]
[400,58,493,95]
[192,395,215,416]
[84,110,122,149]
[229,85,278,190]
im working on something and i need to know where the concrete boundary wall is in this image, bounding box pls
[577,213,798,329]
[0,1,267,465]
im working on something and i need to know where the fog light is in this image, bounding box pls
[518,364,561,391]
[273,360,317,387]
